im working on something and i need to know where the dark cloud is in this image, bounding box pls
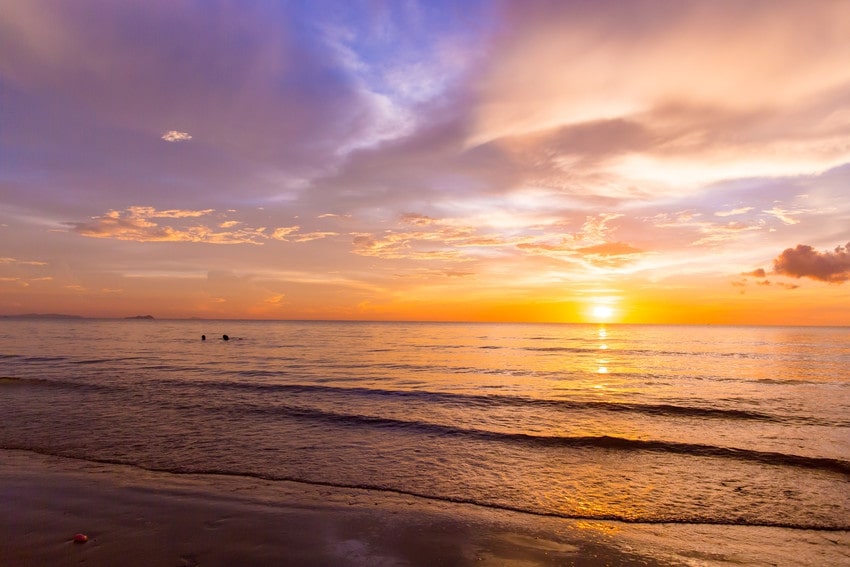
[773,243,850,283]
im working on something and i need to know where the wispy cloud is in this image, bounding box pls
[293,231,339,243]
[762,206,807,226]
[269,227,301,241]
[715,207,754,218]
[0,257,48,266]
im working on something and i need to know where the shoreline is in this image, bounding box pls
[2,450,848,566]
[0,449,674,567]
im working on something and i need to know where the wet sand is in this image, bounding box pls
[4,450,849,566]
[0,450,687,567]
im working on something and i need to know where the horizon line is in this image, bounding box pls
[1,313,847,329]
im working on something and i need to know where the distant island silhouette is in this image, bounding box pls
[0,313,85,319]
[0,313,159,320]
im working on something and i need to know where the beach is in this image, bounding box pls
[1,450,682,567]
[4,450,849,567]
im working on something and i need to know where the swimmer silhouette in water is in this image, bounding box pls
[222,334,230,341]
[201,335,206,341]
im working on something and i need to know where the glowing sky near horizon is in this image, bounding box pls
[1,0,849,324]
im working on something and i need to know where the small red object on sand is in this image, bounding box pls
[73,533,88,543]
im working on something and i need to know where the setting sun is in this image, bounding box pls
[588,303,617,323]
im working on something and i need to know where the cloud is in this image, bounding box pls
[349,213,512,261]
[743,268,766,278]
[569,241,645,269]
[401,213,439,226]
[393,268,476,280]
[715,207,753,217]
[772,242,850,283]
[690,221,763,246]
[0,257,48,266]
[466,1,850,199]
[161,130,192,143]
[128,206,214,219]
[68,207,266,245]
[762,206,806,225]
[269,227,301,241]
[292,231,338,243]
[350,211,645,272]
[576,242,642,257]
[65,207,339,247]
[0,0,465,195]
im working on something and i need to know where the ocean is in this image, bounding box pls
[1,320,849,561]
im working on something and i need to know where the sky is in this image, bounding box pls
[2,0,850,325]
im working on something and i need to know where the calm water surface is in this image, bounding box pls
[1,320,848,534]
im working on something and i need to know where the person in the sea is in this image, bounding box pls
[201,335,206,341]
[222,334,229,341]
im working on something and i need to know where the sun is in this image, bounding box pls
[592,305,614,321]
[586,301,618,323]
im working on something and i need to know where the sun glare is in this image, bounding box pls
[587,302,618,323]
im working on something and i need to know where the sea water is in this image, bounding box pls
[1,320,848,556]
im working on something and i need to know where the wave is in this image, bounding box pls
[147,378,802,424]
[0,375,116,392]
[4,447,848,532]
[521,345,772,360]
[8,371,840,425]
[72,356,150,365]
[240,404,850,477]
[0,354,71,363]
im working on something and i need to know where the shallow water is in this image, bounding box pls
[1,320,848,534]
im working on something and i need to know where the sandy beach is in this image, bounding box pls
[3,450,850,566]
[0,449,692,567]
[0,450,850,567]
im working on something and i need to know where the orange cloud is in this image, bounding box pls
[269,226,301,241]
[292,231,338,243]
[66,208,332,246]
[401,213,439,226]
[350,214,510,261]
[68,207,265,244]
